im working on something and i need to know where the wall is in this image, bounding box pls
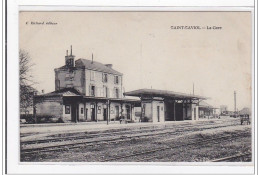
[34,96,63,119]
[85,102,92,122]
[185,104,192,120]
[85,69,123,98]
[141,101,153,122]
[109,102,121,120]
[83,101,134,121]
[78,103,85,121]
[62,104,71,122]
[55,68,85,94]
[152,100,165,123]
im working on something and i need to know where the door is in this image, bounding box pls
[103,109,107,121]
[91,106,95,121]
[71,104,79,122]
[194,108,196,120]
[126,105,130,119]
[115,106,119,120]
[85,108,88,120]
[157,106,160,122]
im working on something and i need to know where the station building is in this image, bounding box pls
[33,46,211,123]
[34,47,140,123]
[124,89,207,122]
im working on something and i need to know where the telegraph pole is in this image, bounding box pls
[193,83,194,95]
[234,91,237,114]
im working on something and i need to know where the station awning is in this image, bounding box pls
[124,88,207,100]
[83,96,141,103]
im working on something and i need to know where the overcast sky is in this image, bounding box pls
[19,11,252,110]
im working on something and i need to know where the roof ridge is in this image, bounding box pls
[75,58,123,75]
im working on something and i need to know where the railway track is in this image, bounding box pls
[21,120,239,148]
[211,152,252,162]
[21,121,223,145]
[134,132,251,162]
[21,121,240,156]
[101,132,250,162]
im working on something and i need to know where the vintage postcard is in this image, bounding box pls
[12,7,255,174]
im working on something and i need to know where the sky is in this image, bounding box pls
[19,11,252,110]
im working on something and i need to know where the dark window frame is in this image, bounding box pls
[65,105,70,114]
[91,85,95,96]
[114,76,119,84]
[81,108,84,114]
[103,73,108,83]
[115,88,119,98]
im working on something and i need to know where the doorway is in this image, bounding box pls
[126,105,130,119]
[91,105,95,121]
[115,106,119,120]
[103,108,107,121]
[157,106,160,122]
[85,108,88,120]
[175,103,184,121]
[71,104,79,122]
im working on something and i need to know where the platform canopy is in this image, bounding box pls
[124,88,207,101]
[199,101,218,109]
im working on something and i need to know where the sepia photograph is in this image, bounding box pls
[19,11,253,163]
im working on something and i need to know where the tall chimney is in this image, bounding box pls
[65,46,75,67]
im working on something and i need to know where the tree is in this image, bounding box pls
[19,50,37,114]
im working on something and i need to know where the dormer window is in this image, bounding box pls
[114,76,119,84]
[103,73,108,83]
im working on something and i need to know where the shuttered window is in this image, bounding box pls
[114,76,119,84]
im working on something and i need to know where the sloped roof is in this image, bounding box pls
[199,101,213,108]
[124,89,207,100]
[75,59,123,75]
[35,88,82,97]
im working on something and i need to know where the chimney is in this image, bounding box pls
[42,89,45,94]
[105,64,113,68]
[91,53,94,64]
[65,45,75,67]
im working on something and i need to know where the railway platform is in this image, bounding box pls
[20,117,238,142]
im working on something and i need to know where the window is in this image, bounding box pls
[114,76,119,84]
[103,73,108,83]
[65,105,70,114]
[81,108,83,114]
[110,107,114,114]
[98,106,101,114]
[65,72,74,81]
[91,86,95,96]
[90,71,95,81]
[55,80,60,90]
[115,88,119,98]
[142,104,146,115]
